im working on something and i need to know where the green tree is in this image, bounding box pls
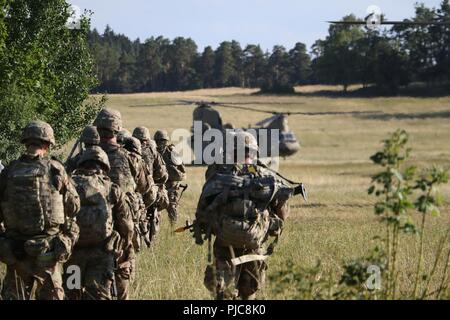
[230,40,244,86]
[311,15,365,92]
[288,42,311,85]
[165,37,199,91]
[243,44,266,88]
[261,45,294,93]
[0,0,103,162]
[214,41,235,87]
[198,46,216,88]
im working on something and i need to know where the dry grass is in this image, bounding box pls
[1,86,450,299]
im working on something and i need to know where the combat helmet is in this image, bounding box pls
[77,145,111,172]
[235,131,258,151]
[93,108,122,133]
[80,125,100,146]
[117,128,131,145]
[154,130,169,142]
[132,126,151,142]
[21,120,55,146]
[124,136,142,155]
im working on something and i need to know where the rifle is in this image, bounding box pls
[174,220,204,245]
[174,220,194,233]
[111,260,118,300]
[65,138,81,165]
[293,183,308,202]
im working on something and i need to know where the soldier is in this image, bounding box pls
[193,131,302,300]
[66,125,100,174]
[132,127,168,184]
[123,137,156,250]
[133,127,169,242]
[93,108,155,300]
[0,121,80,300]
[65,146,134,300]
[154,129,186,225]
[117,128,132,146]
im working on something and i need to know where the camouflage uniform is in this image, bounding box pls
[94,108,155,300]
[155,130,186,225]
[0,121,80,300]
[66,125,100,174]
[194,132,290,300]
[123,137,158,250]
[65,147,134,300]
[133,127,169,242]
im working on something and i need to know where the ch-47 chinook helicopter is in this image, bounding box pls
[130,100,380,164]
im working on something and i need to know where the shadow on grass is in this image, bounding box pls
[356,110,450,121]
[251,84,450,99]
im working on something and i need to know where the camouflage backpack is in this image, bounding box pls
[104,146,136,194]
[1,159,65,236]
[71,172,114,246]
[199,169,277,249]
[164,145,186,182]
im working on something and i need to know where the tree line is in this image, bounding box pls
[89,1,450,94]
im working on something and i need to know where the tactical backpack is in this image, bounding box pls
[72,172,114,246]
[1,159,65,236]
[126,191,146,252]
[199,172,278,250]
[105,146,136,194]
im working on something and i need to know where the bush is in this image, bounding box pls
[270,130,449,299]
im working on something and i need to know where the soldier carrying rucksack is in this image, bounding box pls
[93,108,156,300]
[65,146,134,300]
[191,131,306,300]
[0,121,80,300]
[154,129,186,225]
[133,127,169,243]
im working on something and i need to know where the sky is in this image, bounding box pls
[68,0,444,52]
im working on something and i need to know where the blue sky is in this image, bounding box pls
[68,0,444,52]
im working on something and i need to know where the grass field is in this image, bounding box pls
[2,85,450,299]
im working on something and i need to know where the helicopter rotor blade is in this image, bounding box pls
[214,101,304,106]
[285,110,384,116]
[130,102,189,108]
[213,103,277,114]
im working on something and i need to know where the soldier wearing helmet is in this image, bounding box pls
[64,146,134,300]
[123,136,158,251]
[133,126,168,184]
[133,127,169,243]
[66,125,101,174]
[154,130,186,225]
[0,120,80,300]
[93,108,155,300]
[117,129,132,146]
[193,130,293,300]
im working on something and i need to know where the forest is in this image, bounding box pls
[87,1,450,94]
